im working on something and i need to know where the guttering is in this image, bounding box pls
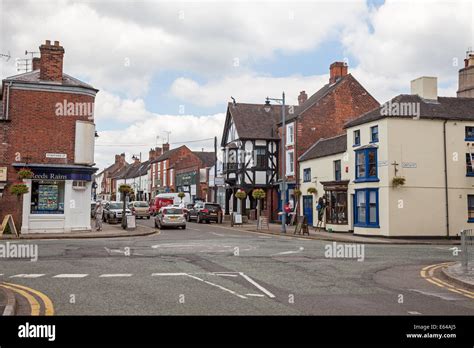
[5,81,12,120]
[443,120,450,238]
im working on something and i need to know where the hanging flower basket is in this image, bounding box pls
[18,168,34,180]
[307,187,317,195]
[235,189,247,200]
[294,188,302,197]
[252,188,266,200]
[178,192,186,199]
[118,184,133,195]
[10,183,29,196]
[392,176,406,188]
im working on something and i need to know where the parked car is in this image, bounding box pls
[128,201,150,219]
[154,207,186,229]
[183,203,194,220]
[187,202,222,223]
[103,202,132,224]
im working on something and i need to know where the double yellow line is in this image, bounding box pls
[420,262,474,299]
[0,282,54,315]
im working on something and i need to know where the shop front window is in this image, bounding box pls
[325,190,348,225]
[31,180,65,214]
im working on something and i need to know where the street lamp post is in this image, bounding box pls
[265,92,286,233]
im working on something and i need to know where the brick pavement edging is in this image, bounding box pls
[439,263,474,291]
[0,285,17,316]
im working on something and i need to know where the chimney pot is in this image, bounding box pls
[162,143,170,153]
[54,40,59,46]
[32,57,41,71]
[329,61,348,84]
[298,90,308,105]
[39,39,65,82]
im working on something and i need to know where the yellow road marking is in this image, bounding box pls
[420,263,474,299]
[0,284,40,315]
[3,282,55,315]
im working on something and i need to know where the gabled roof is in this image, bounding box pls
[345,95,474,128]
[222,102,289,146]
[283,76,347,124]
[3,70,98,92]
[193,151,215,167]
[151,145,188,164]
[299,133,347,162]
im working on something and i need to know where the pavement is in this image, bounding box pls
[0,219,157,240]
[235,221,461,245]
[441,262,474,291]
[0,218,473,315]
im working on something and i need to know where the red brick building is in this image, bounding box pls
[174,151,215,201]
[277,61,379,216]
[0,40,98,233]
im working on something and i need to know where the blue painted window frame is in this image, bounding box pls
[468,195,474,223]
[303,168,311,182]
[465,126,474,141]
[466,153,474,177]
[354,148,379,182]
[370,125,379,143]
[354,188,379,228]
[353,130,360,147]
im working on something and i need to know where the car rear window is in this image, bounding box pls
[163,208,183,214]
[205,204,220,211]
[135,202,149,207]
[109,203,124,209]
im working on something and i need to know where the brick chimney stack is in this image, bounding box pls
[39,40,64,82]
[329,61,348,84]
[162,143,170,153]
[32,57,41,71]
[457,52,474,98]
[298,91,308,105]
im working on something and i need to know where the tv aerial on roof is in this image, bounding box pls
[25,50,39,59]
[0,51,11,61]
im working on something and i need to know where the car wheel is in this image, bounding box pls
[147,216,150,220]
[182,225,186,229]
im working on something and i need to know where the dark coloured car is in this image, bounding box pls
[187,202,222,223]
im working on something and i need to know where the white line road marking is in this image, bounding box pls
[246,293,265,297]
[99,274,133,277]
[186,227,201,231]
[239,272,275,298]
[185,273,247,299]
[273,246,304,255]
[408,289,461,301]
[151,244,200,249]
[53,274,89,278]
[215,273,238,277]
[151,273,188,276]
[10,274,45,278]
[209,232,225,237]
[408,311,422,315]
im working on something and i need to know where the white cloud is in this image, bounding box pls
[95,112,225,170]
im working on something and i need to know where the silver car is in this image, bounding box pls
[154,207,186,229]
[103,202,132,224]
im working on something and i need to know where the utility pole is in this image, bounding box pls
[214,136,218,203]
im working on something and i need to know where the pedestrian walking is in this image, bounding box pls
[94,201,104,231]
[284,201,292,225]
[316,196,326,230]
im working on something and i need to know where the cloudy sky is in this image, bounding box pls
[0,0,472,170]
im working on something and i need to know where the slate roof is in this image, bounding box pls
[299,133,347,162]
[344,94,474,128]
[151,145,187,164]
[224,102,289,144]
[3,70,98,92]
[193,152,215,167]
[281,75,347,124]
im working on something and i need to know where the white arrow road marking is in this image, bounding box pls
[215,273,238,277]
[273,246,304,255]
[53,274,88,278]
[246,293,265,297]
[104,247,144,256]
[185,274,248,299]
[209,232,225,237]
[10,274,45,278]
[239,272,275,298]
[99,274,133,277]
[408,289,461,301]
